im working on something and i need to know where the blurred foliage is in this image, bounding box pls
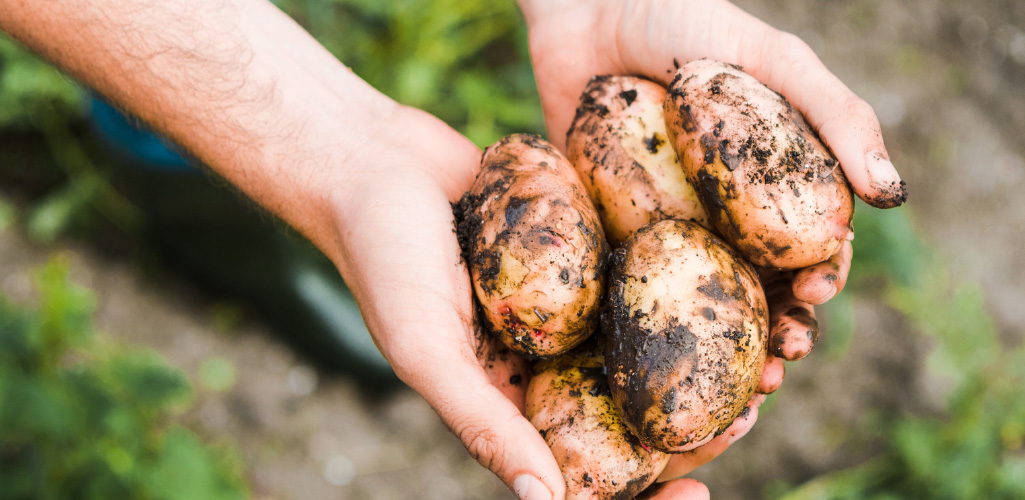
[0,38,82,129]
[0,37,141,244]
[276,0,545,147]
[0,258,249,500]
[776,205,1025,499]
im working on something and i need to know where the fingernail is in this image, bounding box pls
[513,474,552,500]
[818,283,837,304]
[865,152,900,188]
[794,269,836,304]
[864,152,908,207]
[802,280,836,305]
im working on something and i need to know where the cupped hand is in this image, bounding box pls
[518,0,905,493]
[326,106,567,499]
[327,105,778,500]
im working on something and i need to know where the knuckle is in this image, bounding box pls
[766,31,819,76]
[839,95,877,121]
[456,420,505,472]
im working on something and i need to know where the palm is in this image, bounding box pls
[335,162,523,389]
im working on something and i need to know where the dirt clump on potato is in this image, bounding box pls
[527,340,670,499]
[602,220,768,453]
[455,134,609,359]
[566,75,709,247]
[664,59,854,269]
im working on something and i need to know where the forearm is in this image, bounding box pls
[0,0,477,264]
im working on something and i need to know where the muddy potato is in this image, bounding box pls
[603,220,769,452]
[664,59,854,269]
[527,342,670,499]
[456,134,609,358]
[567,75,708,248]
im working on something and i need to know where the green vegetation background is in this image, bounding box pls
[1,0,1023,499]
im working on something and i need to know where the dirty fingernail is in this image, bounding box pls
[514,474,552,500]
[815,282,837,304]
[866,152,900,186]
[864,152,908,207]
[798,278,835,305]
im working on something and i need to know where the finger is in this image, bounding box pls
[657,395,764,482]
[765,275,820,361]
[738,27,907,208]
[637,479,710,500]
[400,351,564,500]
[792,238,853,305]
[525,17,608,151]
[757,354,785,394]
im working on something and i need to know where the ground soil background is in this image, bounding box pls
[2,0,1023,498]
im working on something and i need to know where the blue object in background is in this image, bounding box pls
[85,96,395,387]
[88,97,194,172]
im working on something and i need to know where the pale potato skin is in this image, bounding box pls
[567,75,708,248]
[456,134,609,358]
[527,342,670,500]
[602,220,769,453]
[664,59,854,269]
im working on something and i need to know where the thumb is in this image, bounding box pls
[403,356,566,500]
[736,26,907,208]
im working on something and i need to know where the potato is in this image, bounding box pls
[455,134,609,358]
[527,341,670,499]
[567,75,708,247]
[603,219,768,452]
[664,59,854,269]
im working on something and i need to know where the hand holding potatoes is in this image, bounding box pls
[346,1,914,497]
[510,1,911,494]
[466,61,855,492]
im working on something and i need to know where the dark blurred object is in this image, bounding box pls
[87,97,397,388]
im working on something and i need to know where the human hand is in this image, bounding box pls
[322,105,590,499]
[330,105,789,500]
[517,0,905,490]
